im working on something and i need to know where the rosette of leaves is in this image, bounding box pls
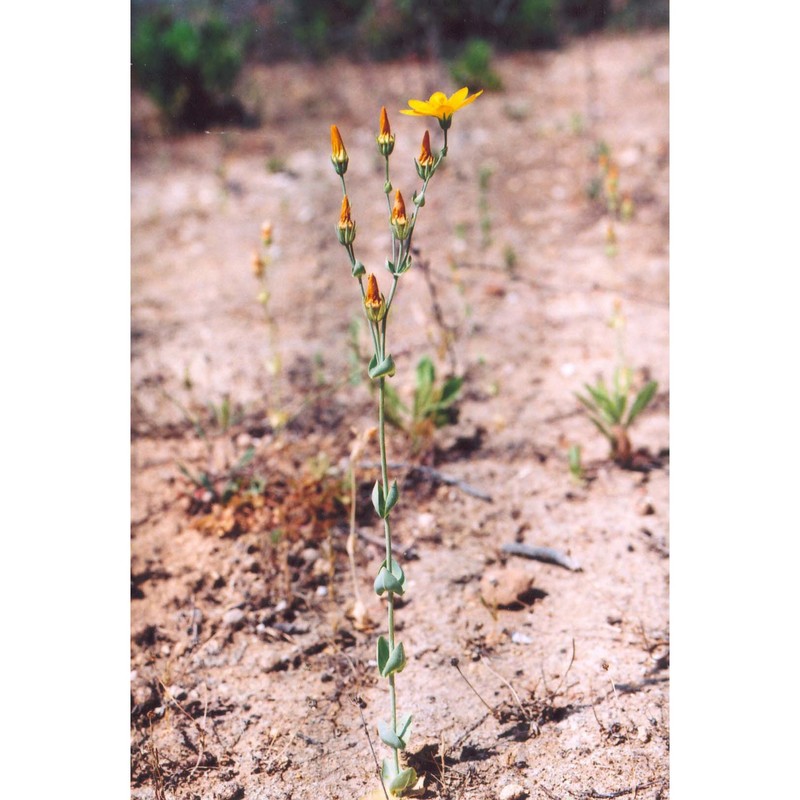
[576,367,657,465]
[384,356,463,452]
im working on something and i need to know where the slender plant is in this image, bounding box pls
[330,87,482,798]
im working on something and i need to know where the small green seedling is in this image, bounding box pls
[568,444,584,483]
[178,445,257,505]
[576,367,657,465]
[384,356,463,452]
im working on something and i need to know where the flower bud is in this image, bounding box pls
[251,249,265,278]
[605,222,618,257]
[330,125,349,175]
[364,273,387,321]
[415,130,436,180]
[620,194,634,221]
[376,106,395,157]
[337,195,356,245]
[605,164,619,199]
[260,220,274,246]
[608,298,625,330]
[390,190,411,240]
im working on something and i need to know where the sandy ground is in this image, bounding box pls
[131,30,669,800]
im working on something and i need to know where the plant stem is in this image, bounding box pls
[378,374,400,774]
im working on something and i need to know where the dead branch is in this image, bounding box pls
[502,542,582,572]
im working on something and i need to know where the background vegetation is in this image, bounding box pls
[131,0,668,128]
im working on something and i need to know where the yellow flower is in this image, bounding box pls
[377,106,395,156]
[330,124,349,175]
[400,87,483,129]
[337,195,356,245]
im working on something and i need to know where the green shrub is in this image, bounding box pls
[450,39,503,92]
[559,0,611,34]
[510,0,559,47]
[131,10,249,130]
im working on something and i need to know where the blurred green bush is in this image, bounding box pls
[131,1,668,107]
[450,38,503,91]
[131,8,251,130]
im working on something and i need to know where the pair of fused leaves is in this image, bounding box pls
[372,479,399,519]
[352,259,366,277]
[374,556,406,596]
[378,713,413,751]
[382,759,418,796]
[385,255,412,276]
[368,353,396,380]
[376,635,407,678]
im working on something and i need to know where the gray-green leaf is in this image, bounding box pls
[381,641,407,676]
[627,381,658,425]
[388,767,418,793]
[368,354,396,380]
[378,719,406,750]
[376,635,389,674]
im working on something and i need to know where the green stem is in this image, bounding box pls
[378,375,400,774]
[385,157,392,212]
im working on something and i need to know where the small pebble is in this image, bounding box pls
[168,684,187,701]
[213,781,244,800]
[222,608,246,628]
[416,512,436,534]
[638,497,656,515]
[511,631,534,645]
[499,783,527,800]
[480,567,532,608]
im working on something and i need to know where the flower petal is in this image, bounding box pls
[427,92,448,106]
[459,89,483,108]
[407,99,433,114]
[449,87,470,105]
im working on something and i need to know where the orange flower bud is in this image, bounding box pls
[377,106,395,156]
[251,249,265,278]
[260,220,273,245]
[390,190,411,240]
[415,130,436,180]
[418,130,434,167]
[605,163,619,194]
[364,273,386,321]
[391,190,407,226]
[337,195,356,245]
[330,124,349,175]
